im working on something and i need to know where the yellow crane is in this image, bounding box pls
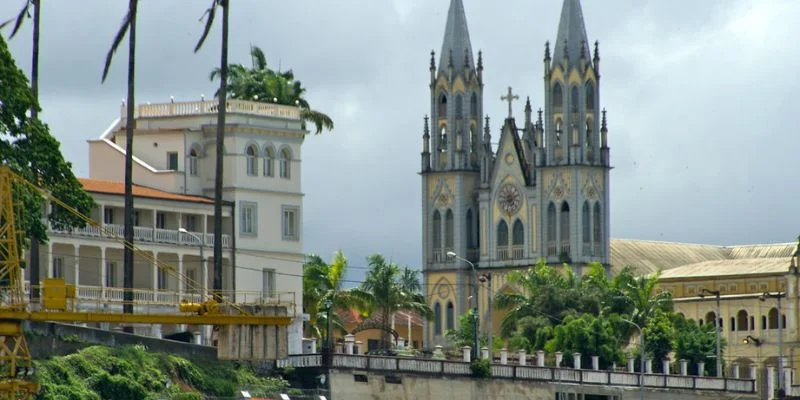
[0,165,292,399]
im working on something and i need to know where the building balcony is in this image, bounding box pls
[51,224,231,249]
[127,99,300,121]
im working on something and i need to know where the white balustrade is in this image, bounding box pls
[134,99,300,120]
[52,224,230,249]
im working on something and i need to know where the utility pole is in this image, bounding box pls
[480,272,492,361]
[447,251,479,361]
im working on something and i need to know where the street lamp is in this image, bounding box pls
[620,318,645,400]
[446,251,479,361]
[180,227,209,345]
[699,288,722,377]
[743,335,761,347]
[760,291,785,398]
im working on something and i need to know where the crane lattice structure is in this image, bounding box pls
[0,165,291,399]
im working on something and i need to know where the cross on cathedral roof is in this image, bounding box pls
[501,86,519,119]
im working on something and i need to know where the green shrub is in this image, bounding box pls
[470,359,492,378]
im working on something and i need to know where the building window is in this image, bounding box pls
[52,257,64,278]
[157,268,168,291]
[262,269,276,297]
[432,210,442,251]
[282,206,299,241]
[156,212,166,229]
[444,209,454,250]
[434,302,442,335]
[279,148,291,179]
[103,208,114,224]
[497,220,509,246]
[246,145,258,176]
[188,149,198,176]
[264,147,275,177]
[446,302,454,331]
[105,262,117,287]
[167,152,179,170]
[240,202,257,236]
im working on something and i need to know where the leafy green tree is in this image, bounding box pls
[641,309,675,373]
[0,34,94,255]
[673,314,724,376]
[194,0,229,299]
[445,309,482,348]
[507,315,553,353]
[355,255,432,350]
[100,0,137,319]
[210,45,334,134]
[2,0,45,298]
[545,314,624,369]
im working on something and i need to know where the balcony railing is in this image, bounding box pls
[546,241,557,257]
[511,245,524,260]
[51,224,231,249]
[130,99,300,120]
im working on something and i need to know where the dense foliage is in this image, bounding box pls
[33,345,289,399]
[0,35,95,247]
[447,261,724,374]
[210,45,334,134]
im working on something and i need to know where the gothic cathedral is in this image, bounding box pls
[421,0,611,345]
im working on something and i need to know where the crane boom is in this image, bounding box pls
[0,165,293,399]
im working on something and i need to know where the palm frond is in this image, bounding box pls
[101,10,131,83]
[1,0,31,39]
[300,108,334,134]
[250,45,267,70]
[193,0,218,53]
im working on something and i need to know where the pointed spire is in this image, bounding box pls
[593,40,600,63]
[544,41,551,62]
[438,0,475,74]
[580,39,587,60]
[423,115,430,138]
[552,0,592,67]
[524,97,533,126]
[601,108,608,131]
[483,115,491,142]
[430,50,436,70]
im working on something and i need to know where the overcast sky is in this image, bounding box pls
[2,0,798,282]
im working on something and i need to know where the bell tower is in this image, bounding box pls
[537,0,611,268]
[421,0,484,345]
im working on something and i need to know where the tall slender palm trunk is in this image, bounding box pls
[28,0,41,305]
[212,0,228,301]
[122,0,137,325]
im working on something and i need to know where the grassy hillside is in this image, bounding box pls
[32,344,289,400]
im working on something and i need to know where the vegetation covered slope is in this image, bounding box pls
[33,345,289,400]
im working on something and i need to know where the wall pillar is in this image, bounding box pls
[73,246,80,285]
[697,361,705,377]
[177,256,184,294]
[462,346,471,362]
[555,352,563,368]
[749,364,758,393]
[592,356,599,370]
[662,359,670,375]
[627,357,635,373]
[767,366,775,399]
[344,334,355,355]
[645,358,652,374]
[680,359,688,376]
[518,349,527,366]
[481,347,489,360]
[500,348,508,365]
[536,350,545,367]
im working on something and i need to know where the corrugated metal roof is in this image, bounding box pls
[610,239,797,276]
[659,258,790,280]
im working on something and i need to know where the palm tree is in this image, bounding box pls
[101,0,137,321]
[209,45,334,134]
[355,255,432,351]
[2,0,42,303]
[302,251,368,340]
[614,269,673,339]
[194,0,228,300]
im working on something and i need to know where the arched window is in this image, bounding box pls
[470,93,478,116]
[445,209,454,250]
[512,219,524,246]
[446,302,455,331]
[497,220,509,246]
[769,308,779,329]
[466,209,474,248]
[582,201,590,245]
[705,311,717,326]
[434,302,442,335]
[730,317,736,332]
[439,94,447,117]
[555,119,563,145]
[546,202,557,242]
[188,149,198,176]
[263,147,275,177]
[246,145,258,176]
[455,94,463,118]
[585,82,595,111]
[432,211,442,250]
[559,202,570,252]
[439,126,447,151]
[279,148,291,178]
[552,83,563,111]
[736,310,749,331]
[593,202,602,248]
[570,86,579,113]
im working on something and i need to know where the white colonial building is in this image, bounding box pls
[23,98,306,354]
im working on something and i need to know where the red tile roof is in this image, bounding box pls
[79,178,214,204]
[337,308,424,328]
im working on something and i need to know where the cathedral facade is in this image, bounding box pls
[420,0,611,345]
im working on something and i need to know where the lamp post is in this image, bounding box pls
[621,319,645,400]
[699,288,722,377]
[179,228,206,298]
[761,291,785,398]
[446,251,479,361]
[179,227,208,345]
